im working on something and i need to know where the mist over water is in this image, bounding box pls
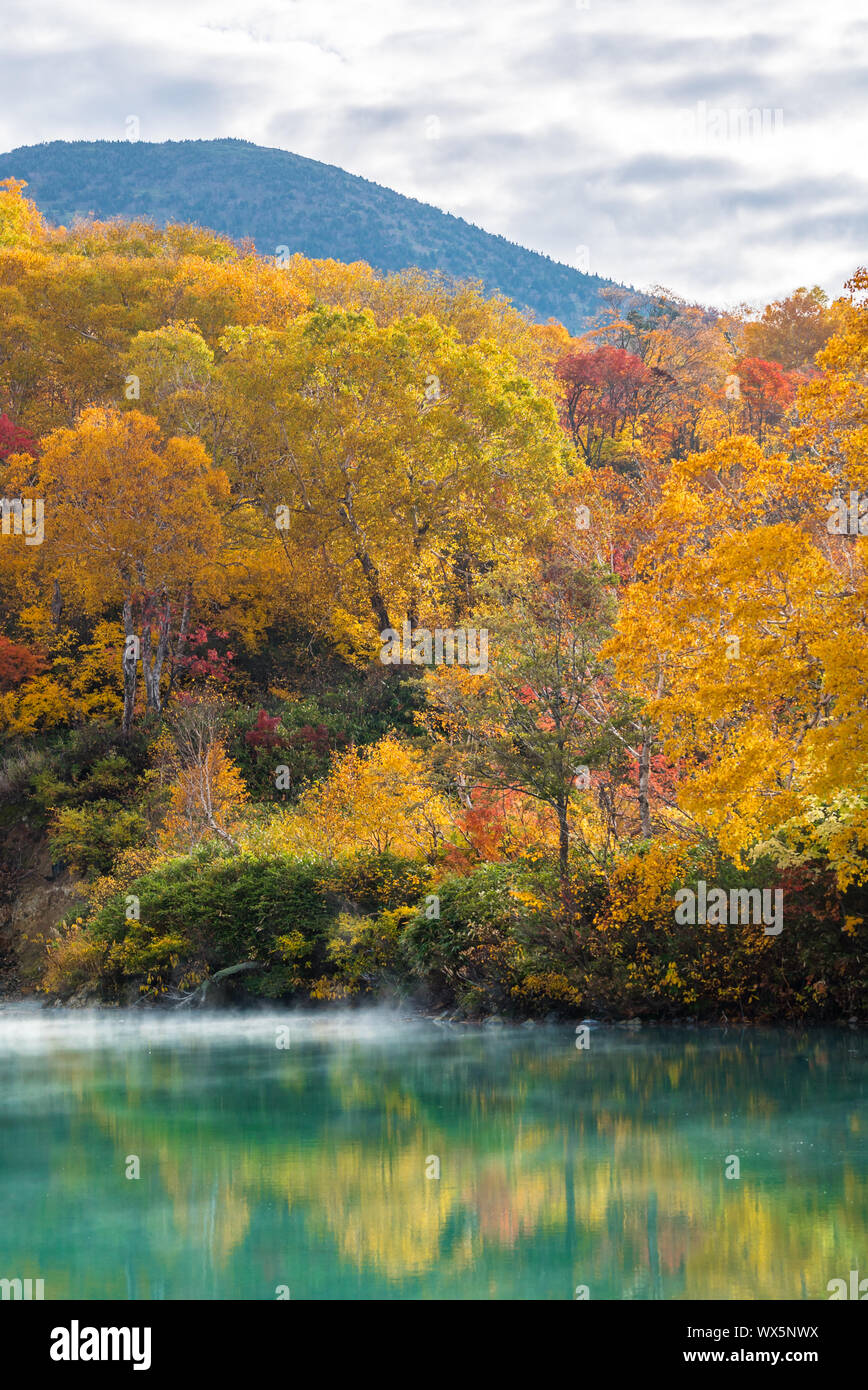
[0,1002,445,1054]
[0,1008,865,1299]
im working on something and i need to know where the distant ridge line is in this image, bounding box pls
[0,137,633,331]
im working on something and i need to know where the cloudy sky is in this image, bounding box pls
[1,0,865,308]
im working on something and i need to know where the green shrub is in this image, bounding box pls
[41,834,868,1019]
[1,726,153,831]
[325,850,432,913]
[49,800,150,876]
[325,906,414,997]
[402,862,533,1014]
[71,845,433,1001]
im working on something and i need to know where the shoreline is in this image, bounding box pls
[1,990,864,1031]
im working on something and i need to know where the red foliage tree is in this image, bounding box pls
[173,624,235,685]
[288,724,335,757]
[0,635,46,691]
[729,357,796,441]
[245,709,286,755]
[556,346,674,468]
[0,414,39,462]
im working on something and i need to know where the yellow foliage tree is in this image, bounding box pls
[158,705,249,852]
[242,734,450,861]
[31,407,229,732]
[0,179,46,248]
[213,308,565,650]
[0,621,124,734]
[607,420,868,882]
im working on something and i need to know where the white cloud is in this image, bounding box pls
[0,0,865,306]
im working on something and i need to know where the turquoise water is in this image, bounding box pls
[0,1007,865,1300]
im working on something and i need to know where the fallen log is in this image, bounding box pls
[172,960,264,1009]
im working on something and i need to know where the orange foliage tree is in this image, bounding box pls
[30,407,230,732]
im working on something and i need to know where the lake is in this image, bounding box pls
[0,1006,865,1300]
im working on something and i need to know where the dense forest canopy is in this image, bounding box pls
[0,173,865,1019]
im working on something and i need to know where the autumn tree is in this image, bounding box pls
[792,268,868,488]
[244,734,450,861]
[568,291,735,463]
[607,416,868,884]
[158,698,249,851]
[422,557,634,902]
[0,206,307,438]
[0,413,38,461]
[0,634,46,690]
[0,179,46,248]
[33,408,229,733]
[742,285,842,371]
[211,308,565,650]
[556,345,674,472]
[726,356,797,443]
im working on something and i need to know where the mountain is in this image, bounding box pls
[0,138,625,331]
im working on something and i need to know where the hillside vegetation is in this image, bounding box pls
[0,174,865,1020]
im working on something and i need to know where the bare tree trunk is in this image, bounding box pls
[338,495,392,632]
[140,622,155,709]
[121,597,137,738]
[356,545,391,633]
[172,961,263,1009]
[455,771,474,809]
[149,590,172,712]
[638,730,653,837]
[196,742,238,849]
[167,583,191,701]
[141,590,172,713]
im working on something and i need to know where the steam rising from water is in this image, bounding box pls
[0,1003,486,1054]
